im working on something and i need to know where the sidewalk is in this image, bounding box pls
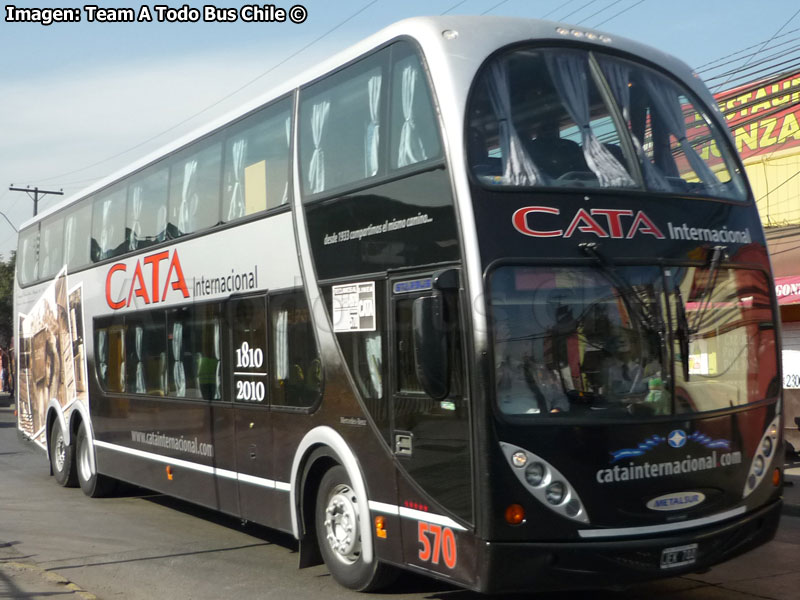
[0,560,97,599]
[783,470,800,517]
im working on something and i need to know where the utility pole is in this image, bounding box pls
[8,185,63,217]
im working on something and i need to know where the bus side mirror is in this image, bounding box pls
[412,294,450,400]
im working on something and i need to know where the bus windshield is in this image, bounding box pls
[490,265,777,418]
[468,47,747,201]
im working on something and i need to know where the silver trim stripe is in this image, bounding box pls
[578,506,747,538]
[368,500,467,531]
[94,440,289,491]
[96,441,466,530]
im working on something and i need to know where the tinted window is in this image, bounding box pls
[39,216,64,279]
[168,303,222,399]
[17,226,39,285]
[127,166,168,252]
[63,201,93,271]
[96,320,126,393]
[300,50,387,195]
[91,185,127,261]
[168,136,222,238]
[468,47,747,200]
[389,46,442,170]
[223,98,292,220]
[271,291,321,408]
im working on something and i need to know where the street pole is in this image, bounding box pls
[8,185,64,217]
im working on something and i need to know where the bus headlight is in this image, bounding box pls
[743,415,781,498]
[762,436,773,458]
[525,462,546,487]
[545,482,566,505]
[500,442,589,524]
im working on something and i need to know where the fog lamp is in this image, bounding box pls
[545,481,566,505]
[511,451,527,468]
[762,436,773,457]
[525,462,546,486]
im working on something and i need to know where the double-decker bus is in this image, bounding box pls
[14,16,783,593]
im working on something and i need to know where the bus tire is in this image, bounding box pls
[315,465,396,591]
[50,419,77,488]
[76,422,116,497]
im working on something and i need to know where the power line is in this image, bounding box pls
[697,31,800,75]
[715,7,800,91]
[695,28,800,73]
[593,0,646,28]
[30,0,381,185]
[441,0,468,15]
[481,0,510,15]
[542,1,577,19]
[757,169,800,203]
[560,0,603,22]
[576,0,627,26]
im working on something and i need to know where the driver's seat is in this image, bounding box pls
[526,133,588,180]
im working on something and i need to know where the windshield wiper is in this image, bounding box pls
[579,243,663,335]
[674,283,691,382]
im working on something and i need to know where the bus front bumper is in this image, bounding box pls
[475,499,782,594]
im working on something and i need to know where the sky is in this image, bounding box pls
[1,0,799,260]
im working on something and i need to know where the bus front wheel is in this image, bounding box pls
[314,465,396,591]
[76,422,116,497]
[50,419,77,488]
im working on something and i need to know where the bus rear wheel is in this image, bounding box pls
[314,465,396,591]
[50,419,77,487]
[76,422,116,497]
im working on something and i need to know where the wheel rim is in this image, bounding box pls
[78,435,92,482]
[323,483,361,565]
[53,431,66,472]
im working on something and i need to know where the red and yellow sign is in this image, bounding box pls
[714,72,800,161]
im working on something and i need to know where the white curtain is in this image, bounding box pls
[97,330,108,384]
[227,139,247,221]
[397,65,428,168]
[275,310,288,381]
[544,53,635,188]
[365,74,382,176]
[308,100,330,193]
[135,326,145,394]
[172,321,186,397]
[100,198,115,258]
[484,60,541,185]
[641,72,720,189]
[365,333,382,398]
[156,206,167,243]
[600,59,669,191]
[129,185,143,251]
[179,159,199,234]
[40,228,51,276]
[64,217,75,267]
[213,320,221,400]
[282,116,291,204]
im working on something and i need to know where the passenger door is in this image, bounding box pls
[228,294,274,523]
[389,270,472,523]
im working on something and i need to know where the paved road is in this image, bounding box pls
[1,405,800,599]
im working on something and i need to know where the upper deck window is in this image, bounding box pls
[468,47,746,201]
[299,41,443,199]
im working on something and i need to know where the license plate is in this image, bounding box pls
[660,543,698,569]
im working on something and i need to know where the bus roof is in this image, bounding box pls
[22,15,704,230]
